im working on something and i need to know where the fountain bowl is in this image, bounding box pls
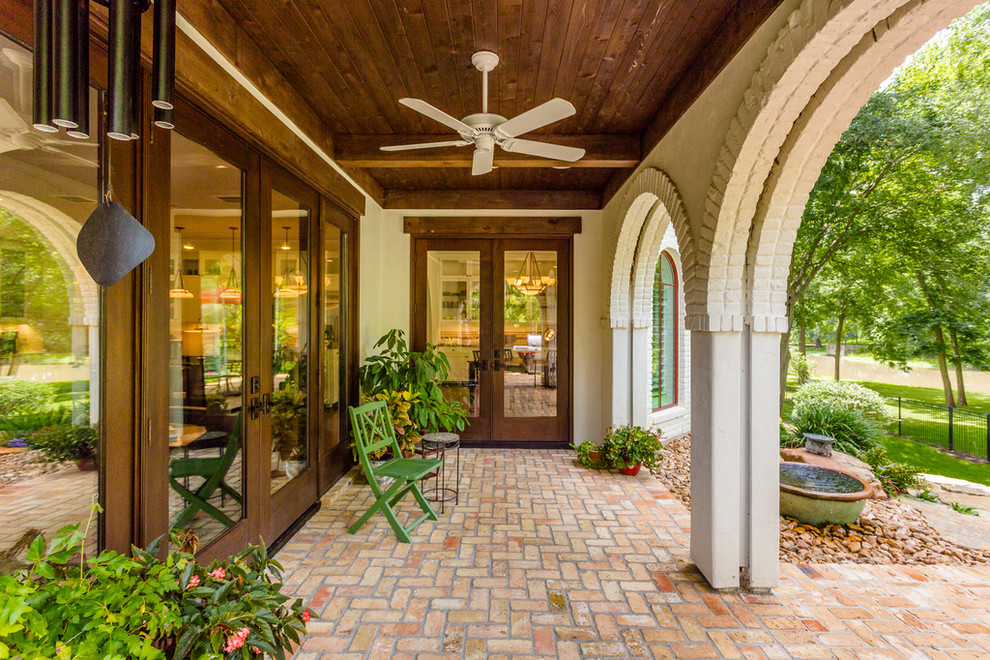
[779,462,872,526]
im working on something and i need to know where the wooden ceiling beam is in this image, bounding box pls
[382,189,601,211]
[336,134,639,168]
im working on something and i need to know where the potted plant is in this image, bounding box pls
[603,425,663,476]
[28,423,98,471]
[359,329,469,442]
[0,512,310,659]
[271,388,305,475]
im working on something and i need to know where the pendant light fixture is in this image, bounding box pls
[169,226,193,299]
[280,225,292,250]
[507,252,556,296]
[220,226,242,304]
[274,226,298,298]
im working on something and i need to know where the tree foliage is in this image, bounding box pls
[786,5,990,407]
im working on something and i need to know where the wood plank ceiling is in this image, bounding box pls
[210,0,784,210]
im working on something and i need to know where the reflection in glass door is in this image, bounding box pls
[269,192,310,494]
[427,251,483,419]
[502,251,558,419]
[167,132,245,547]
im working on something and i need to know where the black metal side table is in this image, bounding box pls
[419,432,460,513]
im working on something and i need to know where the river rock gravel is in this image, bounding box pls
[0,449,63,489]
[653,435,990,566]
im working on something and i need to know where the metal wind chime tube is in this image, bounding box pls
[32,0,57,132]
[129,12,141,140]
[152,0,175,111]
[51,0,78,128]
[107,0,135,140]
[66,0,90,139]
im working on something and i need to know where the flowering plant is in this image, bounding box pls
[0,509,310,659]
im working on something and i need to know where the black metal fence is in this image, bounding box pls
[886,395,990,461]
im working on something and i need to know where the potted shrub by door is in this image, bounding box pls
[603,425,663,476]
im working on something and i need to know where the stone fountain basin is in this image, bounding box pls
[779,462,873,526]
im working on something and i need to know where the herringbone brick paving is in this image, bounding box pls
[279,449,990,659]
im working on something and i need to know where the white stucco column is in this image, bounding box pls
[630,325,652,428]
[745,329,780,589]
[610,326,631,427]
[689,329,743,589]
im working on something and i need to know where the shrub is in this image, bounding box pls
[789,351,815,384]
[788,401,882,455]
[0,378,55,417]
[359,329,468,435]
[0,517,310,659]
[603,425,663,471]
[0,407,70,444]
[856,445,923,495]
[28,424,98,462]
[792,380,893,425]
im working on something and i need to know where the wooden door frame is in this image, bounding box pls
[144,97,262,560]
[408,219,578,448]
[492,239,573,447]
[318,200,358,492]
[262,160,321,544]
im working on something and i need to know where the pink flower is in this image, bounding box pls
[208,567,226,580]
[223,627,250,653]
[186,575,200,589]
[301,608,311,623]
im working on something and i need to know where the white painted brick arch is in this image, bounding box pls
[607,167,693,329]
[747,0,982,329]
[699,0,917,330]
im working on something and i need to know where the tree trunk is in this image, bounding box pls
[779,328,792,413]
[814,337,822,349]
[798,326,806,356]
[949,328,968,407]
[833,312,845,381]
[933,325,956,407]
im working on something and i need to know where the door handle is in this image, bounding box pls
[249,393,274,419]
[492,358,502,372]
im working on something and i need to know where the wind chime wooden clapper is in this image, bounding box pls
[32,0,174,285]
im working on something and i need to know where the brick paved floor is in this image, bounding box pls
[279,449,990,659]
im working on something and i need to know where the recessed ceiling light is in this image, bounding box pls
[552,165,571,170]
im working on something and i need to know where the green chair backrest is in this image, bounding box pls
[349,401,402,470]
[216,413,242,470]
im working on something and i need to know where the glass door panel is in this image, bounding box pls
[168,132,245,547]
[502,251,558,418]
[322,223,342,452]
[427,251,483,419]
[269,191,310,494]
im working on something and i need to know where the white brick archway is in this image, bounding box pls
[685,0,981,590]
[605,168,692,430]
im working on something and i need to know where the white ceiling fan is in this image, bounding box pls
[382,51,585,176]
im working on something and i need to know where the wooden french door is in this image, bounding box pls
[413,238,571,446]
[259,163,320,544]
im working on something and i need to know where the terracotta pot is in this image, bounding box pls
[619,461,642,476]
[76,456,97,471]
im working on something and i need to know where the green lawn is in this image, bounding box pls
[882,434,990,487]
[852,380,990,414]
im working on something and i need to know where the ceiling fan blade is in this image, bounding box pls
[380,140,472,152]
[500,138,585,162]
[494,98,576,139]
[472,147,494,176]
[399,98,475,135]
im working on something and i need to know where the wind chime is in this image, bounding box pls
[36,0,177,286]
[32,0,177,139]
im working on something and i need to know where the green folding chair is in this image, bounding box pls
[348,401,442,543]
[169,414,243,530]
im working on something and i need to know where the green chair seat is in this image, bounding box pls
[348,401,441,543]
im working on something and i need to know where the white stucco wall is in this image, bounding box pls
[358,204,605,444]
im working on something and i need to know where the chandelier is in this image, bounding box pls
[219,226,241,304]
[168,226,193,299]
[507,252,555,296]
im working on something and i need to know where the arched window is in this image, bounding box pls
[652,252,677,410]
